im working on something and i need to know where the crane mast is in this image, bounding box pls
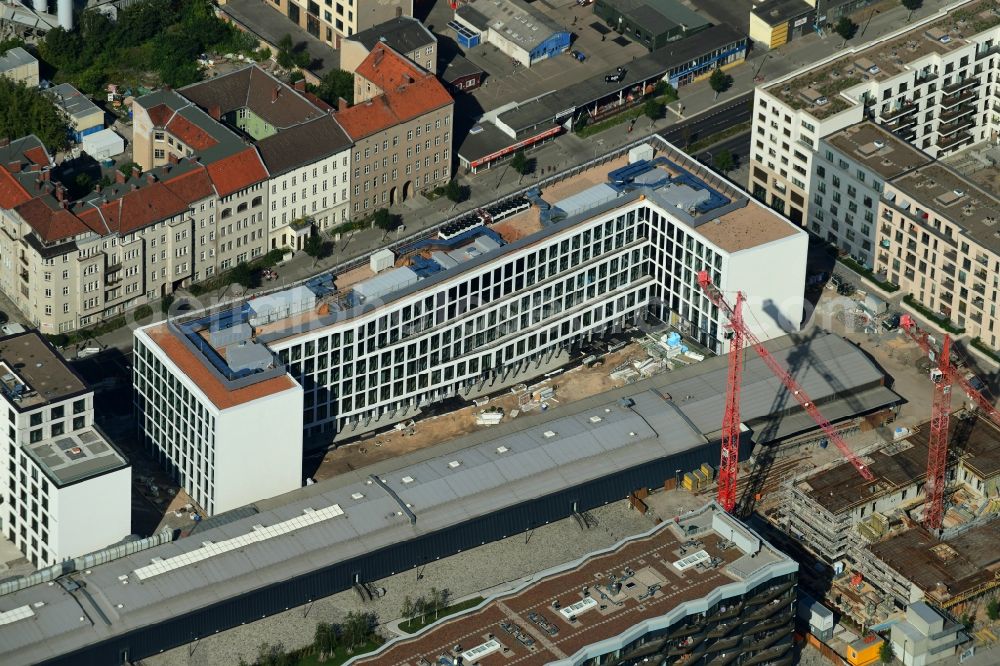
[697,270,875,513]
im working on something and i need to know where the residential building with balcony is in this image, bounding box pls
[0,134,267,333]
[0,330,130,567]
[134,138,807,462]
[176,66,354,247]
[876,161,1000,344]
[750,0,1000,226]
[813,122,931,268]
[336,43,453,210]
[340,15,436,75]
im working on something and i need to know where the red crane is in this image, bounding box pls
[697,270,874,514]
[899,315,1000,530]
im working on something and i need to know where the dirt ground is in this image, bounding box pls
[313,344,644,479]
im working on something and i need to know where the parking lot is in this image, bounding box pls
[428,0,649,113]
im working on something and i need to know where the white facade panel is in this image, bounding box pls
[50,466,131,560]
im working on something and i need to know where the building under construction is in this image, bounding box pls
[778,412,1000,625]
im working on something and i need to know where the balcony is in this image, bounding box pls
[977,255,989,266]
[942,277,955,291]
[940,89,978,109]
[885,114,918,131]
[19,268,28,283]
[883,101,917,121]
[975,268,988,280]
[976,44,1000,60]
[971,312,984,324]
[939,104,976,122]
[944,249,958,262]
[973,282,986,294]
[942,76,978,95]
[938,131,974,151]
[937,116,976,136]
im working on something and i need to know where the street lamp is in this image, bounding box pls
[859,9,880,40]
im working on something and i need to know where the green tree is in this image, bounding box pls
[372,208,398,232]
[961,613,975,632]
[713,148,735,173]
[303,232,323,260]
[160,293,174,315]
[709,68,733,99]
[314,622,339,661]
[0,78,69,152]
[255,642,289,666]
[341,611,373,653]
[511,150,529,175]
[443,179,463,203]
[879,639,894,663]
[988,599,1000,621]
[313,69,354,107]
[429,587,441,620]
[901,0,922,19]
[277,34,310,70]
[401,595,414,628]
[643,98,665,122]
[413,595,426,624]
[835,17,858,43]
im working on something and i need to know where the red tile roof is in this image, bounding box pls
[206,147,267,198]
[145,324,298,410]
[14,198,94,242]
[166,114,218,152]
[0,168,32,209]
[79,179,191,237]
[146,103,173,127]
[337,44,452,140]
[162,167,215,203]
[22,146,49,166]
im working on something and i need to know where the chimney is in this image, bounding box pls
[209,105,221,120]
[54,184,65,202]
[0,137,9,148]
[39,169,50,181]
[338,97,349,111]
[273,85,280,103]
[146,172,156,184]
[293,79,306,92]
[95,182,101,193]
[130,183,138,191]
[131,166,140,180]
[395,6,402,17]
[7,161,21,173]
[116,169,126,184]
[167,153,180,165]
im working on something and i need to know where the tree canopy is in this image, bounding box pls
[0,77,69,151]
[40,0,259,94]
[312,69,354,107]
[276,34,311,70]
[835,17,858,42]
[510,150,529,175]
[709,68,733,95]
[713,148,735,173]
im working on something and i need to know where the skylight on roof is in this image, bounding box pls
[401,475,415,484]
[448,460,461,469]
[496,445,509,454]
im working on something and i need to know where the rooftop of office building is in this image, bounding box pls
[888,161,1000,256]
[24,427,128,487]
[351,503,794,666]
[867,518,1000,603]
[150,137,800,393]
[455,0,567,53]
[764,0,1000,119]
[348,15,436,56]
[0,331,87,409]
[824,121,932,180]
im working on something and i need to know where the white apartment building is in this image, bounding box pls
[135,140,807,504]
[750,0,1000,226]
[133,323,303,516]
[0,331,130,567]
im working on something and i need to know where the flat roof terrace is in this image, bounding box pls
[0,331,87,409]
[24,427,127,487]
[353,503,794,665]
[765,0,1000,119]
[825,121,932,181]
[890,162,1000,256]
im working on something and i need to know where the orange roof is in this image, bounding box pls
[146,103,173,127]
[14,198,94,241]
[337,44,452,139]
[144,324,298,410]
[0,167,32,209]
[22,146,49,166]
[162,167,215,203]
[207,147,267,198]
[166,114,218,152]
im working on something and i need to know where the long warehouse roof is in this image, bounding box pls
[0,332,899,664]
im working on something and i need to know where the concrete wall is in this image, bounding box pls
[52,466,132,561]
[213,386,304,514]
[720,225,808,340]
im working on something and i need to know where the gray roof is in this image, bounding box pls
[612,0,710,36]
[443,54,484,83]
[0,46,36,72]
[751,0,814,27]
[456,0,567,52]
[349,16,436,56]
[0,387,705,665]
[24,428,128,487]
[45,83,101,123]
[133,89,250,165]
[0,329,896,664]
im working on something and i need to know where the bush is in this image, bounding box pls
[972,337,1000,363]
[160,294,174,314]
[837,257,900,293]
[134,304,154,321]
[903,294,965,334]
[47,333,69,348]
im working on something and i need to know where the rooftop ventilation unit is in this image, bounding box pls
[351,492,365,500]
[401,476,414,484]
[448,460,461,469]
[496,445,510,454]
[873,140,885,149]
[543,430,557,438]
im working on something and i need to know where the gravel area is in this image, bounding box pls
[144,500,655,666]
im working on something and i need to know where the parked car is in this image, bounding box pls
[605,67,627,84]
[571,50,586,62]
